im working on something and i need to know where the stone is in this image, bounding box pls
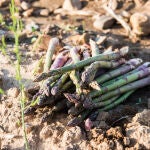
[130,1,150,35]
[0,0,9,7]
[63,0,82,11]
[21,1,31,10]
[39,0,64,12]
[23,8,34,17]
[104,0,118,10]
[39,9,49,16]
[93,15,115,30]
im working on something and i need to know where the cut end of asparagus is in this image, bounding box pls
[85,118,93,131]
[127,58,143,66]
[89,81,101,90]
[120,46,129,56]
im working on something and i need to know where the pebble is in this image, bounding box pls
[93,15,115,30]
[7,87,19,98]
[39,9,49,16]
[130,1,150,35]
[21,1,31,10]
[23,8,34,17]
[63,0,82,11]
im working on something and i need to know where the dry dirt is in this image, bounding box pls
[0,0,150,150]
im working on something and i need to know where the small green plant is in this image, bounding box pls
[0,88,4,94]
[0,35,6,55]
[9,0,29,149]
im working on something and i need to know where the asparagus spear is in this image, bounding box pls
[90,67,150,98]
[66,67,150,104]
[34,47,129,82]
[69,47,82,94]
[51,73,69,95]
[102,62,149,87]
[93,76,150,102]
[44,37,59,72]
[81,59,126,84]
[84,95,119,109]
[93,58,143,85]
[99,91,135,111]
[50,50,69,70]
[90,39,101,56]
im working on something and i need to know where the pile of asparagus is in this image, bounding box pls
[25,37,150,128]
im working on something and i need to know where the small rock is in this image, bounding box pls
[93,15,115,30]
[98,141,110,150]
[23,8,34,17]
[7,87,19,98]
[21,1,31,10]
[25,22,39,32]
[123,137,130,146]
[39,0,64,12]
[130,1,150,35]
[39,9,49,16]
[63,0,82,11]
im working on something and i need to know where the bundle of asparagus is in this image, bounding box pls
[25,36,150,129]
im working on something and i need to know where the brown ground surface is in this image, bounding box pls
[0,0,150,150]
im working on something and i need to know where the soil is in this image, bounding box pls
[0,0,150,150]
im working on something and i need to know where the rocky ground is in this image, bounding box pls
[0,0,150,150]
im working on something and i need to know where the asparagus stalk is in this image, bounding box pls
[90,67,150,98]
[44,37,59,72]
[84,95,119,109]
[81,59,126,84]
[66,67,150,104]
[102,62,149,87]
[50,50,69,70]
[93,76,150,102]
[99,91,135,111]
[69,47,82,94]
[51,73,69,95]
[93,58,143,85]
[90,39,101,56]
[34,47,129,82]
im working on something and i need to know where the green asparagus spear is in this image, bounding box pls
[81,59,126,84]
[90,67,150,98]
[69,47,82,94]
[44,37,59,72]
[90,39,101,56]
[34,47,129,82]
[93,58,143,85]
[51,73,69,95]
[84,95,119,109]
[99,91,135,111]
[92,76,150,102]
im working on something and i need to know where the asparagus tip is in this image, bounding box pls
[34,73,48,82]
